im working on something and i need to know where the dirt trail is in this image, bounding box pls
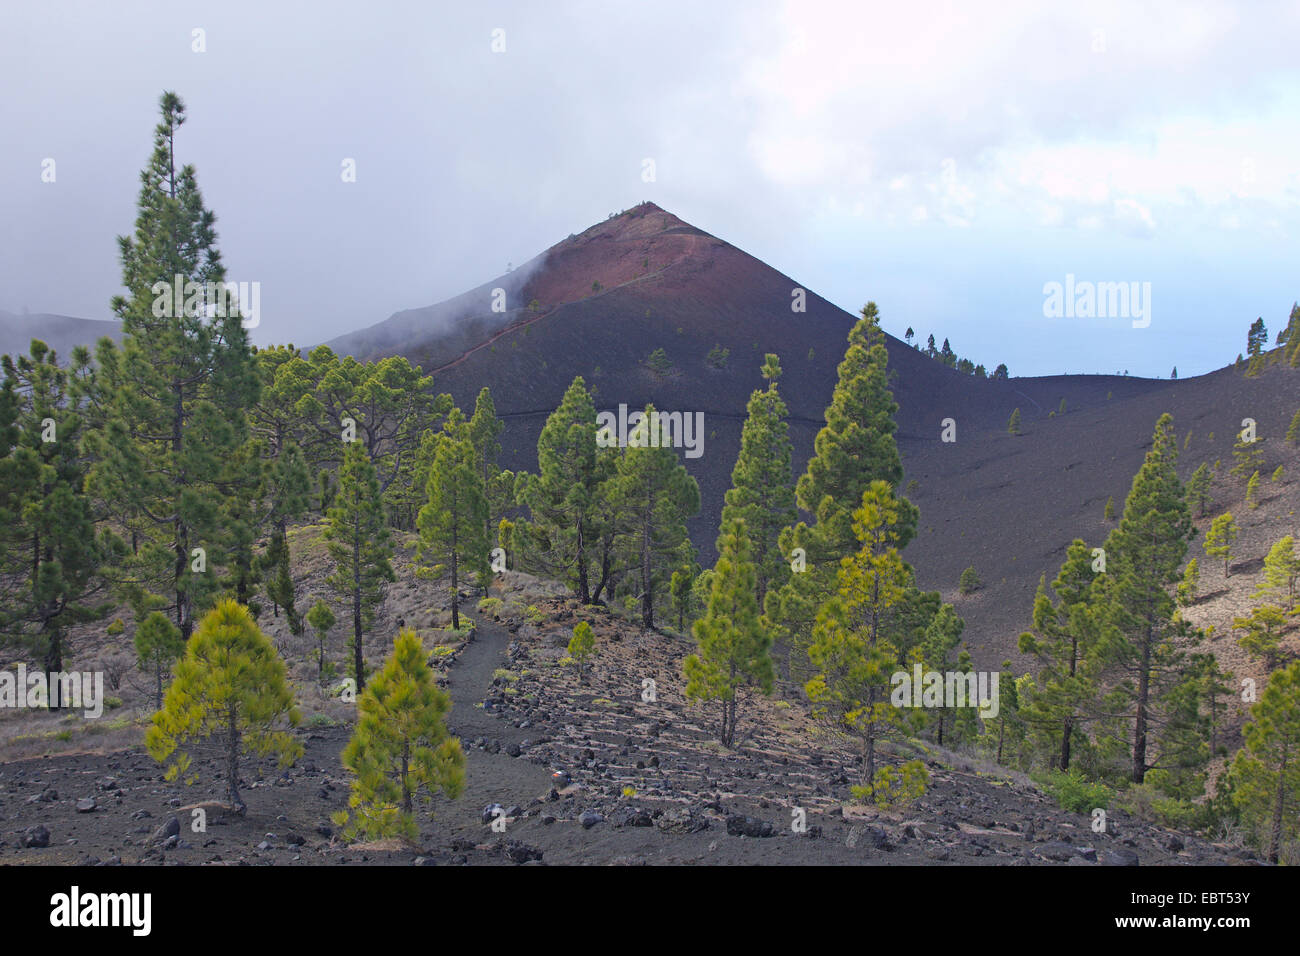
[444,613,524,745]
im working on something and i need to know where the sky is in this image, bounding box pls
[1,0,1297,378]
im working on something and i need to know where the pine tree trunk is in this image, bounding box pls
[1060,716,1073,771]
[450,543,460,631]
[1132,632,1151,783]
[640,509,653,628]
[227,703,244,812]
[401,739,412,815]
[575,518,590,605]
[43,625,62,708]
[1268,750,1288,864]
[353,514,364,690]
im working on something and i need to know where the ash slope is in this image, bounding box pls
[327,203,1300,669]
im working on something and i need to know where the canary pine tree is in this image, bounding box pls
[721,355,796,609]
[1186,462,1212,517]
[1228,659,1300,863]
[611,404,700,628]
[87,92,261,642]
[1204,512,1238,576]
[920,601,965,746]
[467,386,512,556]
[1257,536,1300,611]
[0,343,111,681]
[567,621,595,681]
[1093,413,1196,783]
[338,630,465,842]
[805,480,914,793]
[1017,540,1103,770]
[145,600,301,812]
[768,304,916,668]
[518,377,608,603]
[325,442,394,690]
[305,598,336,683]
[683,520,774,746]
[135,610,184,710]
[418,410,489,631]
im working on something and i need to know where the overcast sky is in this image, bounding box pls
[2,0,1297,377]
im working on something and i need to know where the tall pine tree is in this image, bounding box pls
[721,354,796,609]
[1093,413,1196,783]
[86,92,260,641]
[417,409,489,631]
[325,441,394,690]
[768,303,916,671]
[683,520,774,746]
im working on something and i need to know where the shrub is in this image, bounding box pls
[706,344,730,369]
[853,760,928,809]
[646,348,672,375]
[1036,768,1113,814]
[959,566,981,594]
[568,622,595,680]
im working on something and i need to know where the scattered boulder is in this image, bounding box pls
[726,814,774,838]
[504,841,544,864]
[611,806,653,828]
[152,817,181,843]
[656,805,709,834]
[1036,841,1082,862]
[1101,848,1141,866]
[23,825,50,848]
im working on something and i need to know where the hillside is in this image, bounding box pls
[0,310,120,361]
[324,203,1300,670]
[0,543,1256,866]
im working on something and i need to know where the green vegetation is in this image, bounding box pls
[145,601,301,811]
[1036,768,1113,814]
[338,630,464,841]
[567,621,595,680]
[1228,660,1300,863]
[417,408,489,630]
[305,599,336,684]
[1204,512,1238,576]
[683,520,774,746]
[646,348,672,375]
[325,443,394,691]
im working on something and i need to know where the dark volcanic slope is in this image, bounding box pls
[0,311,120,361]
[326,203,1300,669]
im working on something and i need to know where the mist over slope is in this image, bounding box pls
[0,310,120,361]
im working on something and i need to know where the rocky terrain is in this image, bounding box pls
[0,572,1268,867]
